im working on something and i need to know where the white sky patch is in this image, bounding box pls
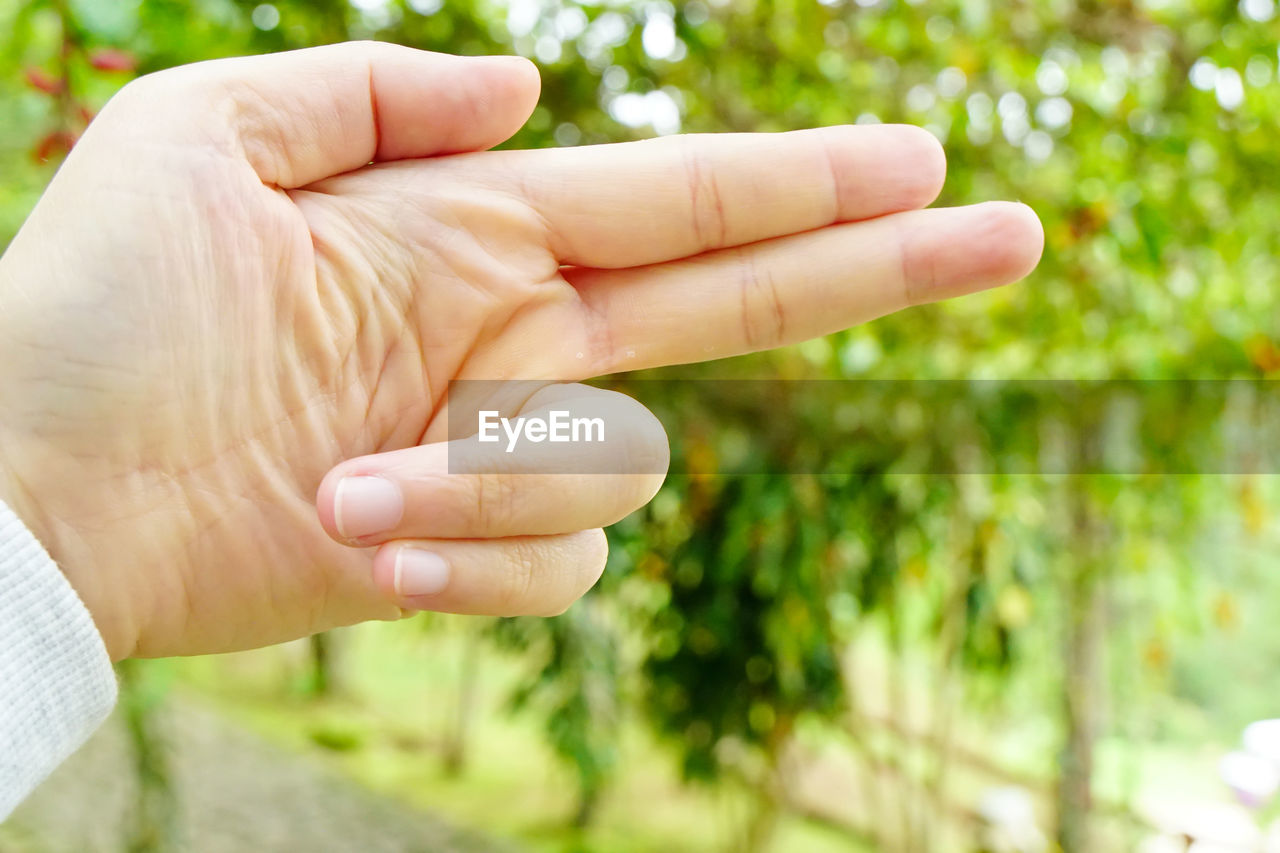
[507,0,541,38]
[937,67,966,99]
[967,91,994,121]
[642,12,677,60]
[997,91,1027,120]
[925,15,952,42]
[1101,45,1130,78]
[999,93,1030,145]
[1024,130,1054,162]
[554,123,582,146]
[602,65,629,91]
[1098,77,1126,108]
[1002,114,1030,145]
[591,12,631,47]
[1216,67,1245,110]
[966,92,993,144]
[534,35,562,64]
[555,7,587,39]
[906,84,936,113]
[251,3,279,29]
[1190,56,1218,91]
[609,89,681,135]
[1241,0,1275,22]
[1035,96,1073,130]
[1247,55,1272,86]
[1036,60,1068,96]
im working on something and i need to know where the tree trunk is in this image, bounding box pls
[118,660,177,853]
[741,785,781,853]
[572,783,601,829]
[1055,489,1104,853]
[738,716,794,853]
[442,625,480,776]
[307,631,339,697]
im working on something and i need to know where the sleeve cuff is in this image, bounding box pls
[0,498,117,820]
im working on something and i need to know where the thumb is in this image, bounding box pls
[116,41,541,188]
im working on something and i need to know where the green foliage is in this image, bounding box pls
[8,0,1280,849]
[495,601,624,825]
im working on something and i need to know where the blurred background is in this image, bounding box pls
[3,0,1280,851]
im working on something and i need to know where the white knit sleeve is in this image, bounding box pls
[0,498,117,820]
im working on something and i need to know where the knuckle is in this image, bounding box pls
[96,73,162,122]
[497,540,541,613]
[682,140,728,250]
[735,248,786,349]
[537,531,607,617]
[94,66,221,143]
[500,532,608,618]
[896,219,933,307]
[108,63,202,109]
[109,74,150,105]
[582,528,609,576]
[471,474,520,532]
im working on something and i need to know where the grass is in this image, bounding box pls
[169,617,870,853]
[156,604,1276,852]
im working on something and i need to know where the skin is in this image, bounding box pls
[0,42,1044,660]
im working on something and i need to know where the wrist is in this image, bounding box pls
[0,427,137,661]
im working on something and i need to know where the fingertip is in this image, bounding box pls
[316,459,407,545]
[588,386,672,486]
[901,201,1045,305]
[488,54,542,93]
[372,542,446,604]
[831,123,947,217]
[885,124,948,205]
[983,200,1045,283]
[474,53,542,133]
[578,527,610,590]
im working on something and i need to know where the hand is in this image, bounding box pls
[0,42,1042,659]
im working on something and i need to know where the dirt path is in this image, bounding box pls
[2,698,521,853]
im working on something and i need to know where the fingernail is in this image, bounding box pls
[394,549,450,597]
[334,476,403,539]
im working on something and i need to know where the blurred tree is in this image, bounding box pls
[117,659,177,853]
[307,631,341,697]
[496,599,624,828]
